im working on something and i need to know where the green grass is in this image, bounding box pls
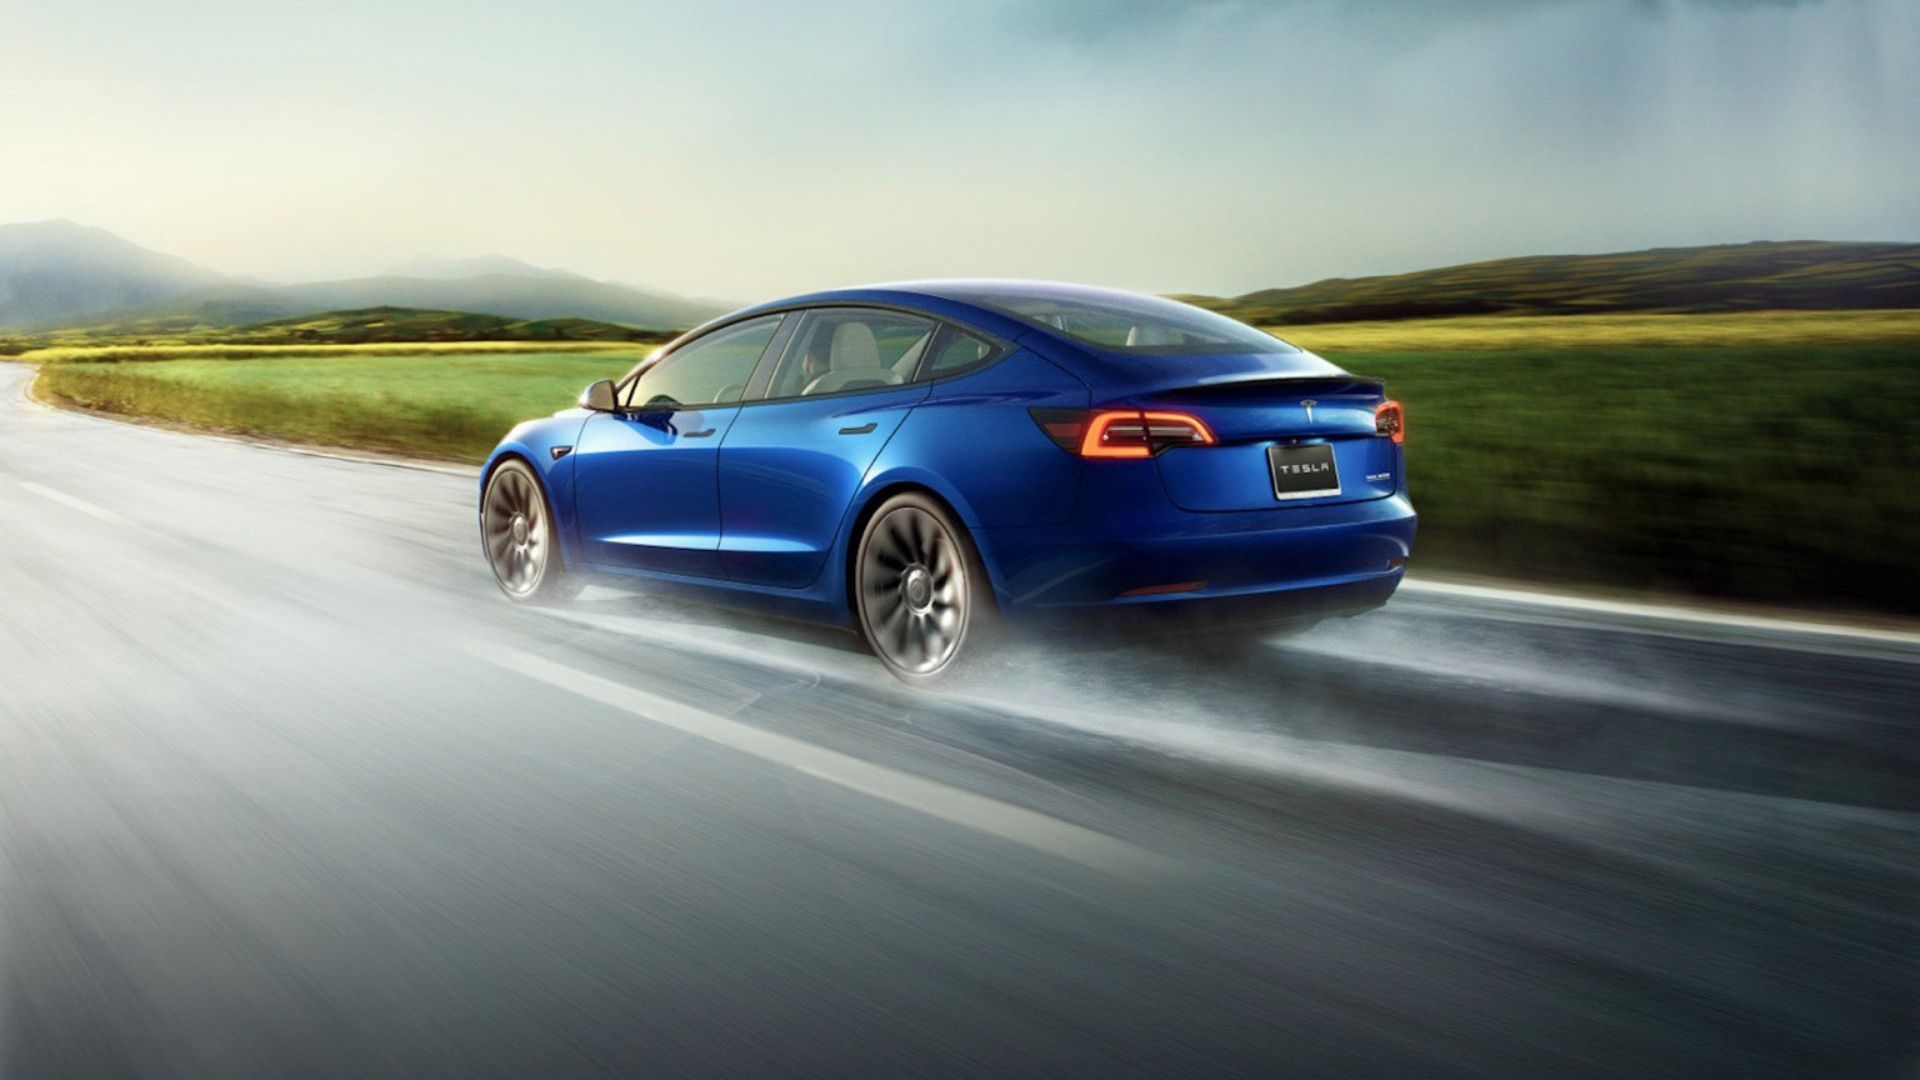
[1321,344,1920,612]
[1275,309,1920,352]
[23,340,644,364]
[37,350,647,461]
[30,321,1920,613]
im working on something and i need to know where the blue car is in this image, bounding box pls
[479,281,1414,682]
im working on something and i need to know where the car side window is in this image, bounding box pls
[920,325,997,380]
[624,315,782,410]
[764,309,937,400]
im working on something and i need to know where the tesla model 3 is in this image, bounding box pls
[479,281,1415,682]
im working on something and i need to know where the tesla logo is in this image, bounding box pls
[1300,399,1316,423]
[1275,462,1331,474]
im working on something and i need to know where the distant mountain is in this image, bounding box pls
[1181,241,1920,324]
[66,285,308,335]
[69,274,725,336]
[384,254,584,281]
[0,221,729,332]
[0,220,226,327]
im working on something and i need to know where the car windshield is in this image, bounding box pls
[972,291,1295,356]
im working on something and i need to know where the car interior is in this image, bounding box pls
[772,311,936,398]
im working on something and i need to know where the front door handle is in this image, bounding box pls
[838,422,877,436]
[681,428,717,438]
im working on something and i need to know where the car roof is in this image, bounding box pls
[725,279,1160,341]
[876,279,1167,310]
[699,280,1346,399]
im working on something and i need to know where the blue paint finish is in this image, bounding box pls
[876,349,1090,529]
[480,410,592,567]
[482,281,1417,633]
[1155,437,1399,511]
[571,406,741,578]
[718,383,929,588]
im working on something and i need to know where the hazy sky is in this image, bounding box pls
[3,0,1914,301]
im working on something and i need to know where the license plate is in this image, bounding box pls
[1267,443,1340,501]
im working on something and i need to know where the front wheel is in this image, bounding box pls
[854,493,995,684]
[481,458,576,603]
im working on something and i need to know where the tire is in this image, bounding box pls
[480,458,578,604]
[853,492,996,685]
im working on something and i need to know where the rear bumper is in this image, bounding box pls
[978,483,1417,617]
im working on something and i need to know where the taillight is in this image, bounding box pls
[1029,408,1216,458]
[1375,400,1405,444]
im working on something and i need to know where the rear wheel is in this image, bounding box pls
[481,458,575,603]
[854,493,994,684]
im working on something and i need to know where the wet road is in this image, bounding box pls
[1,365,1914,1078]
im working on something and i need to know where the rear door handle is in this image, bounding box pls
[838,422,877,435]
[681,428,716,438]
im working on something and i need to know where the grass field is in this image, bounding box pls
[38,350,646,460]
[20,340,643,364]
[1334,345,1917,611]
[30,312,1920,613]
[1273,309,1920,352]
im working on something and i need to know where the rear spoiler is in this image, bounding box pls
[1150,374,1386,402]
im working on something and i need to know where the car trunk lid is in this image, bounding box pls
[1123,375,1399,511]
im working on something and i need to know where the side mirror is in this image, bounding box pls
[580,380,618,412]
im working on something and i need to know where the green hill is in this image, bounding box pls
[68,305,674,345]
[228,306,671,344]
[1180,241,1920,324]
[52,286,314,336]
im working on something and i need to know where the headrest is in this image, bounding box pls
[830,322,882,370]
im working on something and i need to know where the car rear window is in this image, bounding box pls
[975,293,1295,356]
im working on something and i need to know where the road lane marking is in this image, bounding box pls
[16,480,129,525]
[469,644,1167,876]
[1400,578,1920,649]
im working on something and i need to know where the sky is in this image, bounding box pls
[2,0,1914,301]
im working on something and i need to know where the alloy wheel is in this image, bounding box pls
[483,464,549,597]
[859,505,969,676]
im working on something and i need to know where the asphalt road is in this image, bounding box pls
[1,365,1914,1079]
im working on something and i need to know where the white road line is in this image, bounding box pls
[1400,577,1920,649]
[469,644,1167,876]
[16,480,129,525]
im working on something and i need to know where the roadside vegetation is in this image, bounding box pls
[1323,343,1917,613]
[23,308,1920,614]
[38,350,645,461]
[22,340,642,364]
[1276,309,1920,352]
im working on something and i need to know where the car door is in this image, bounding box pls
[717,307,938,588]
[571,313,785,579]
